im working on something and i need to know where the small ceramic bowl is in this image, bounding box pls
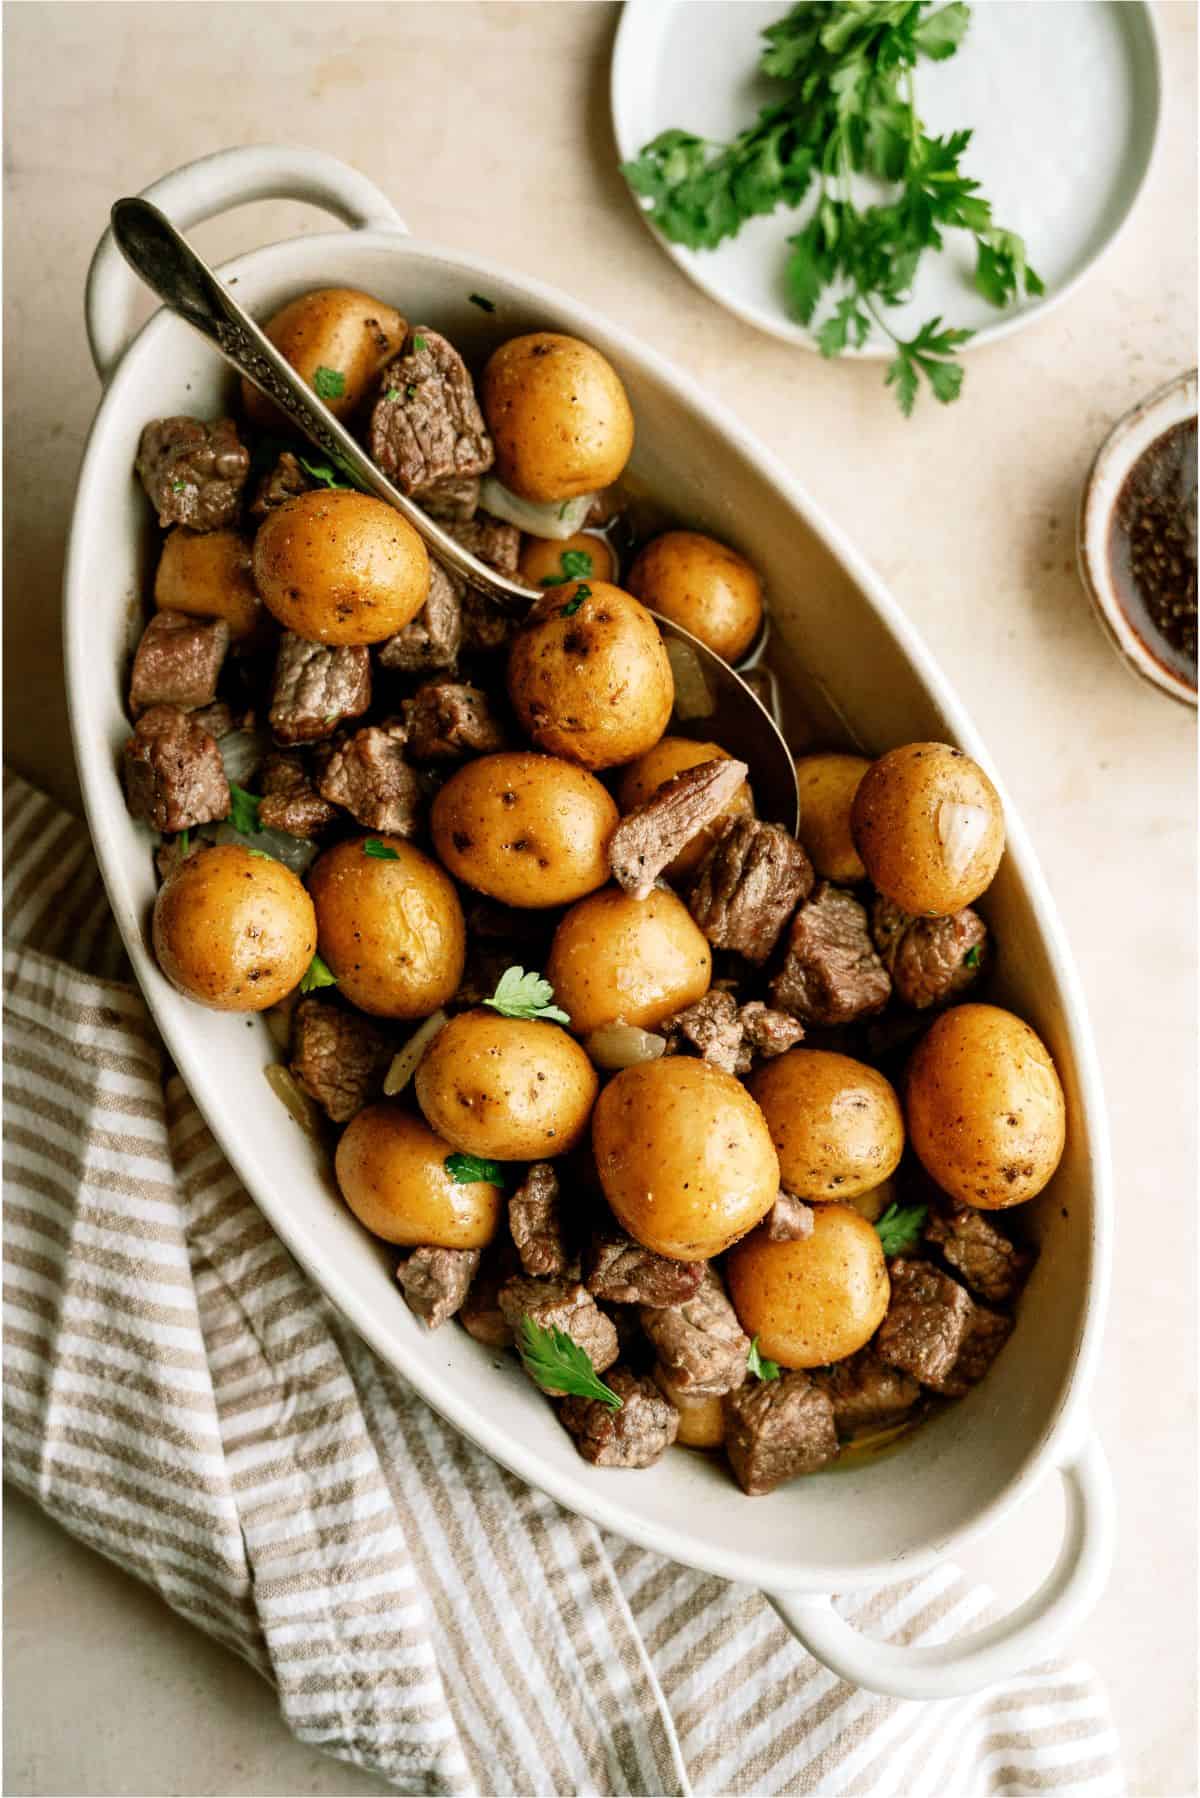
[1078,369,1198,708]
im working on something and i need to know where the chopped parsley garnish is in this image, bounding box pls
[405,383,418,400]
[385,387,401,402]
[324,712,340,726]
[176,829,190,856]
[484,966,569,1025]
[560,592,586,618]
[171,478,188,493]
[445,1152,507,1187]
[963,943,982,968]
[363,838,400,860]
[247,848,273,861]
[468,292,496,312]
[228,783,262,835]
[540,548,594,587]
[747,1336,781,1382]
[298,455,351,491]
[299,952,338,994]
[412,333,428,352]
[518,1316,623,1409]
[313,365,347,400]
[875,1201,929,1256]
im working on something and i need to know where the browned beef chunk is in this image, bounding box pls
[640,1266,749,1397]
[461,588,521,656]
[402,681,507,763]
[397,1246,481,1331]
[451,514,522,576]
[876,1258,1012,1397]
[509,1163,570,1278]
[135,416,250,531]
[871,897,989,1010]
[724,1372,839,1494]
[737,1000,805,1063]
[369,327,493,500]
[560,1368,679,1468]
[257,750,338,838]
[763,1191,815,1241]
[249,449,314,517]
[269,633,371,745]
[315,721,423,835]
[498,1277,620,1390]
[770,882,892,1026]
[585,1231,704,1307]
[129,610,230,715]
[421,475,481,523]
[154,831,203,882]
[924,1205,1033,1305]
[123,705,230,834]
[377,561,464,673]
[459,1244,518,1348]
[686,819,813,965]
[190,700,237,740]
[611,758,749,901]
[289,998,391,1122]
[663,989,744,1074]
[810,1350,920,1439]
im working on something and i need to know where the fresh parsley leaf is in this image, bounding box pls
[747,1336,781,1381]
[484,966,570,1025]
[298,455,351,491]
[171,478,188,493]
[560,593,586,618]
[963,943,982,968]
[385,387,401,401]
[914,2,970,62]
[412,333,428,351]
[299,952,337,995]
[468,293,496,312]
[247,848,273,861]
[228,783,262,835]
[363,838,400,860]
[405,383,418,400]
[445,1151,507,1187]
[517,1316,623,1408]
[313,366,346,400]
[177,828,190,856]
[875,1201,929,1256]
[540,548,594,587]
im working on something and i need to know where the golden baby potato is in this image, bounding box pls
[507,581,674,770]
[431,751,617,908]
[906,1003,1066,1209]
[851,741,1005,915]
[546,885,711,1036]
[617,737,755,881]
[154,526,265,643]
[518,530,617,589]
[481,332,634,503]
[253,490,430,645]
[335,1104,502,1248]
[415,1010,599,1161]
[592,1058,779,1260]
[795,752,871,883]
[653,1365,724,1448]
[749,1049,904,1201]
[242,286,406,429]
[726,1207,890,1369]
[626,530,763,664]
[152,844,315,1011]
[308,835,465,1018]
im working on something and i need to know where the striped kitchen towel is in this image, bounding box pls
[2,769,1124,1797]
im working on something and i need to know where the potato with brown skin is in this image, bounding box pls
[518,531,617,589]
[415,1010,599,1161]
[592,1057,779,1260]
[794,753,870,883]
[253,490,430,646]
[507,581,674,770]
[335,1104,502,1248]
[431,751,617,908]
[851,742,1005,915]
[242,287,407,431]
[152,844,315,1011]
[481,333,634,503]
[308,835,465,1018]
[154,527,265,643]
[546,885,712,1036]
[617,737,755,881]
[906,1003,1066,1209]
[653,1365,724,1448]
[726,1206,889,1368]
[749,1049,904,1201]
[626,530,763,664]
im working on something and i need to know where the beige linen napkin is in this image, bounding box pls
[3,769,1124,1797]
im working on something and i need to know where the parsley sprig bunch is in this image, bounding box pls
[622,1,1043,413]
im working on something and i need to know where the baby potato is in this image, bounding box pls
[726,1206,889,1369]
[308,835,465,1018]
[592,1057,779,1259]
[507,581,674,770]
[626,531,763,665]
[335,1104,502,1248]
[653,1365,724,1448]
[152,844,315,1011]
[546,885,711,1036]
[906,1003,1066,1209]
[431,750,617,908]
[617,737,754,881]
[154,527,265,643]
[415,1010,599,1161]
[242,287,406,429]
[481,332,634,503]
[795,753,871,883]
[851,742,1005,915]
[253,490,429,646]
[749,1049,904,1201]
[518,531,617,589]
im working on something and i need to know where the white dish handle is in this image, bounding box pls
[767,1432,1115,1700]
[85,144,407,382]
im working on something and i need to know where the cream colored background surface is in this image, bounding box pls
[3,3,1195,1794]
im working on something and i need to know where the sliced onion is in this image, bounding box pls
[264,1063,320,1135]
[935,800,990,882]
[665,638,715,720]
[584,1023,667,1070]
[214,822,318,876]
[263,988,300,1051]
[478,478,595,540]
[383,1010,447,1095]
[218,727,267,790]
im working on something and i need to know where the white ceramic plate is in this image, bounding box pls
[612,0,1162,353]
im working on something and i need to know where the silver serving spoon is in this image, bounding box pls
[109,197,800,830]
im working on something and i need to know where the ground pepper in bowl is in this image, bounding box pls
[1107,416,1198,686]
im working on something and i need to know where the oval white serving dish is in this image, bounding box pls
[66,146,1114,1700]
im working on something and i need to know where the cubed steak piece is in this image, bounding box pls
[377,561,463,673]
[129,610,230,715]
[737,1000,805,1063]
[369,326,494,500]
[499,1276,620,1390]
[402,681,507,763]
[190,700,237,741]
[876,1258,1012,1397]
[724,1372,839,1494]
[459,1245,517,1348]
[249,449,314,517]
[289,997,392,1123]
[257,750,337,838]
[686,818,813,965]
[923,1205,1033,1306]
[585,1230,704,1307]
[122,705,230,834]
[560,1368,679,1469]
[397,1246,481,1331]
[451,513,522,576]
[268,632,371,745]
[421,475,481,523]
[763,1191,814,1241]
[135,416,250,531]
[611,758,749,901]
[509,1163,570,1278]
[769,881,892,1026]
[810,1349,920,1440]
[315,721,423,836]
[640,1266,750,1397]
[871,896,989,1010]
[663,989,744,1075]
